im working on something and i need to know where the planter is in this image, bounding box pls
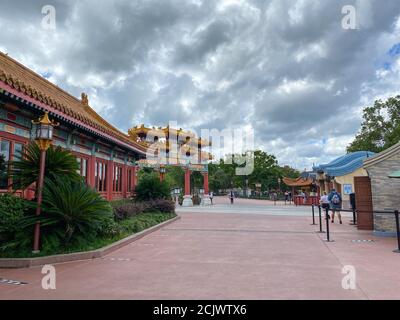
[0,216,180,269]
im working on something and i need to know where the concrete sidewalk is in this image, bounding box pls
[1,201,399,300]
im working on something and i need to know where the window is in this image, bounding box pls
[0,140,10,189]
[113,165,123,192]
[0,140,24,189]
[76,157,88,182]
[14,143,23,160]
[95,161,107,192]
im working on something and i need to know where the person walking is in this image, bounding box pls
[328,188,343,224]
[229,190,234,204]
[320,191,330,210]
[284,191,289,204]
[210,191,214,205]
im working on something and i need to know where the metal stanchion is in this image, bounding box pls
[350,208,357,226]
[325,207,333,242]
[394,210,400,253]
[316,205,324,234]
[311,205,317,225]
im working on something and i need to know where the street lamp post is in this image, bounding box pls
[32,112,58,253]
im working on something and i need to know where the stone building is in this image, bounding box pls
[364,142,400,237]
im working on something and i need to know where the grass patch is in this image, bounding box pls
[0,212,176,259]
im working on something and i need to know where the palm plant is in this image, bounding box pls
[22,177,113,245]
[9,142,81,190]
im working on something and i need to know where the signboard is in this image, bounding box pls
[343,184,353,195]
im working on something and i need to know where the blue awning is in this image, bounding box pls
[313,151,375,177]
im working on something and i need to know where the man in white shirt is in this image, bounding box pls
[320,192,330,210]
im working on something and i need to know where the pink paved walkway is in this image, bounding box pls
[1,200,400,300]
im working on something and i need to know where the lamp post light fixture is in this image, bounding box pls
[32,112,58,253]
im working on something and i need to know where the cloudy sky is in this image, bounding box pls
[1,0,400,170]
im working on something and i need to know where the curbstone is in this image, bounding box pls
[0,216,180,269]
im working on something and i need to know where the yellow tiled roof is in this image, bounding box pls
[0,52,146,153]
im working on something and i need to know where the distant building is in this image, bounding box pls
[283,171,319,206]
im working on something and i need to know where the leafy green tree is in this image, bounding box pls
[209,167,231,192]
[246,151,281,191]
[9,142,81,190]
[135,171,170,201]
[165,166,184,190]
[347,96,400,153]
[209,150,293,193]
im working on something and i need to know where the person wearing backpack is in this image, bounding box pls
[328,189,342,224]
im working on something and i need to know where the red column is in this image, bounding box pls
[185,168,191,196]
[88,155,96,188]
[122,164,127,198]
[107,160,114,201]
[160,169,165,182]
[203,172,209,195]
[133,166,138,190]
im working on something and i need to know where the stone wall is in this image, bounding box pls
[367,153,400,236]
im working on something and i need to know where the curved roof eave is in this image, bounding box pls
[315,151,375,176]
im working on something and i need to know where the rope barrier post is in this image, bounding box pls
[350,208,357,226]
[394,210,400,253]
[316,205,325,234]
[311,205,317,225]
[325,206,333,242]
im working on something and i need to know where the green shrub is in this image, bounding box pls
[145,199,175,213]
[22,178,113,246]
[112,202,149,220]
[99,218,124,238]
[0,193,31,244]
[135,172,170,201]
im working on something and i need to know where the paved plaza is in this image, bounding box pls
[1,197,400,300]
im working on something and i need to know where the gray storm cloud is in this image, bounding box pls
[0,0,399,169]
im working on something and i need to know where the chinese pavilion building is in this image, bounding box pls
[0,52,211,204]
[128,124,212,206]
[0,52,148,201]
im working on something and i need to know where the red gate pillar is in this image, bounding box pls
[204,172,209,195]
[182,168,193,207]
[201,172,212,206]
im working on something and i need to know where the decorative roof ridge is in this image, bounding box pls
[364,142,400,168]
[0,51,79,103]
[0,51,146,153]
